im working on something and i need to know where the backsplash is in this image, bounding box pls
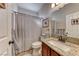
[56,29,65,35]
[66,37,79,45]
[51,35,79,45]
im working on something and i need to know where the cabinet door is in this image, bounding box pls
[47,46,51,56]
[50,49,60,56]
[42,42,50,56]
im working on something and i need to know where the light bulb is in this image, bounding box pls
[51,3,55,8]
[56,3,60,5]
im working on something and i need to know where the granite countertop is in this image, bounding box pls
[41,37,79,56]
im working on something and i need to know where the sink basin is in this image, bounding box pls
[47,40,72,52]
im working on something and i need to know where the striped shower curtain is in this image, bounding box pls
[12,12,41,55]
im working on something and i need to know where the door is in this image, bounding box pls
[0,8,12,56]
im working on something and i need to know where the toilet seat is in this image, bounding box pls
[32,41,42,48]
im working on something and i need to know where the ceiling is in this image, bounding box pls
[17,3,68,18]
[18,3,44,12]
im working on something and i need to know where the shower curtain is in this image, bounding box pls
[12,12,41,55]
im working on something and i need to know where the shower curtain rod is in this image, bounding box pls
[11,10,41,19]
[12,10,26,15]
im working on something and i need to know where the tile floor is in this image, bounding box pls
[17,50,32,56]
[16,49,42,56]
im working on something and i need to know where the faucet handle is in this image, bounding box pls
[59,36,62,41]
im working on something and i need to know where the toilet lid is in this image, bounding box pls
[32,41,42,46]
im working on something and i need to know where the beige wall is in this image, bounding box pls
[38,4,51,18]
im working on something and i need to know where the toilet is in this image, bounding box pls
[32,41,42,56]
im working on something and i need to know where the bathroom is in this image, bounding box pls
[1,3,79,56]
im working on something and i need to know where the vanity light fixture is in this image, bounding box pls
[51,3,65,9]
[51,3,55,8]
[51,3,60,8]
[55,3,60,5]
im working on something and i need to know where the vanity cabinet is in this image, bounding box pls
[50,49,60,56]
[42,42,61,56]
[42,42,50,56]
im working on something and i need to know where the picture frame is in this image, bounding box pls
[0,3,6,9]
[42,18,49,28]
[71,18,79,25]
[71,19,75,25]
[76,18,79,24]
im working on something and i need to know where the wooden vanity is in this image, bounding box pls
[42,42,61,56]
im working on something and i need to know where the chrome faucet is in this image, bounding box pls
[58,32,68,42]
